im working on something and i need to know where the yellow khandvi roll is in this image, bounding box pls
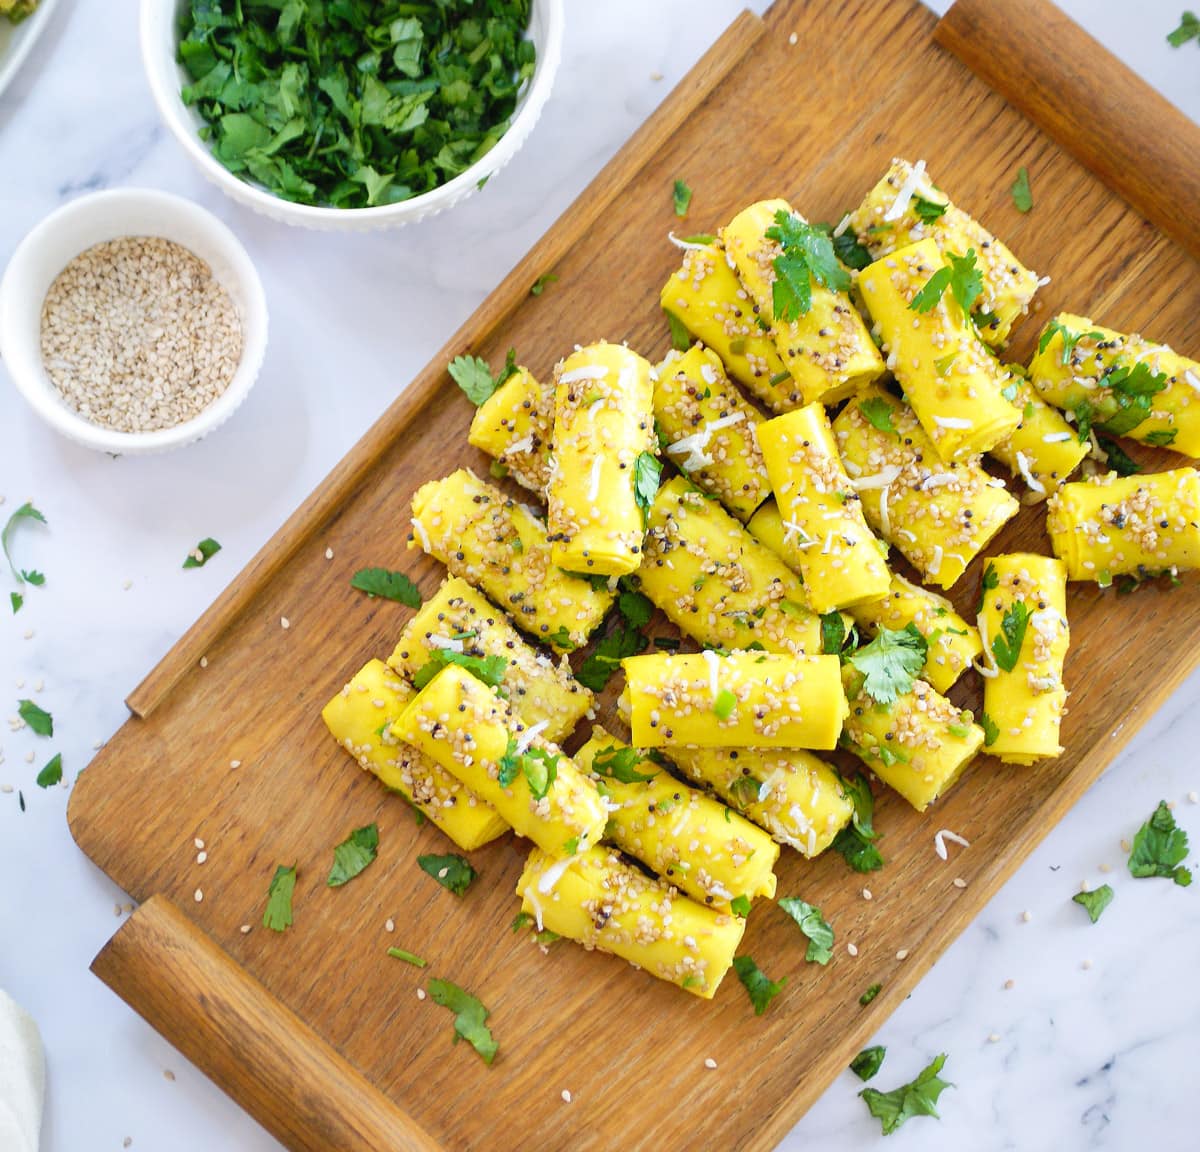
[547,342,657,577]
[830,385,1018,589]
[842,665,984,811]
[1046,468,1200,582]
[387,576,591,745]
[637,477,824,656]
[988,373,1088,500]
[654,345,771,521]
[576,728,779,912]
[722,199,884,407]
[667,745,852,858]
[621,650,847,750]
[858,238,1020,461]
[756,403,892,612]
[659,239,800,412]
[848,158,1040,345]
[467,364,554,495]
[321,659,508,852]
[1028,313,1200,459]
[516,845,746,999]
[978,554,1069,765]
[395,664,607,858]
[409,468,614,651]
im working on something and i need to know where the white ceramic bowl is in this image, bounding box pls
[0,188,268,455]
[140,0,564,232]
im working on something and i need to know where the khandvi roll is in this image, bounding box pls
[409,468,614,651]
[667,744,853,858]
[395,664,607,858]
[321,659,508,852]
[660,239,800,412]
[547,342,657,577]
[468,364,554,495]
[388,576,591,745]
[978,554,1069,765]
[621,650,847,750]
[847,158,1040,346]
[637,477,824,656]
[842,664,984,811]
[989,373,1088,499]
[858,239,1021,461]
[830,385,1019,588]
[576,728,779,912]
[756,402,892,612]
[655,345,771,521]
[1028,313,1200,458]
[722,199,885,407]
[1046,468,1200,582]
[516,845,746,999]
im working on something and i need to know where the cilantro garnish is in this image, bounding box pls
[418,852,478,896]
[178,2,535,210]
[860,1053,952,1135]
[497,735,558,800]
[1010,166,1033,213]
[11,592,22,615]
[350,567,422,607]
[990,602,1030,674]
[821,611,847,655]
[449,347,520,407]
[634,452,662,519]
[777,897,834,964]
[977,562,999,614]
[851,1045,887,1082]
[859,396,898,437]
[1096,435,1141,476]
[1092,361,1170,438]
[387,947,428,967]
[978,712,1000,747]
[263,864,297,932]
[732,955,786,1016]
[576,605,649,691]
[1144,428,1177,448]
[666,310,693,353]
[36,753,63,789]
[510,911,560,945]
[712,688,738,721]
[730,894,752,918]
[182,538,221,569]
[617,589,654,629]
[912,195,947,222]
[814,219,872,270]
[327,824,379,887]
[1168,11,1199,46]
[908,249,981,317]
[17,699,53,737]
[2,502,47,586]
[591,744,656,784]
[1037,319,1104,364]
[848,624,928,705]
[530,273,558,297]
[1072,884,1114,923]
[427,979,498,1065]
[1127,801,1192,886]
[859,982,882,1006]
[673,178,692,217]
[832,774,884,872]
[412,649,507,691]
[765,210,851,322]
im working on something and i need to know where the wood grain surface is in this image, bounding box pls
[68,1,1200,1150]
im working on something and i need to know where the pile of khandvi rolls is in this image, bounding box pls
[322,155,1200,1002]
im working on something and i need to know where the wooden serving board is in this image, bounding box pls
[68,1,1200,1150]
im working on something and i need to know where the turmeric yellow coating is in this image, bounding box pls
[576,727,779,913]
[978,553,1069,765]
[988,372,1087,499]
[516,845,746,999]
[654,345,771,522]
[320,659,508,852]
[722,199,884,407]
[468,365,554,495]
[858,238,1021,462]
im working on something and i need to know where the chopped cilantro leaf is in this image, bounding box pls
[427,979,497,1065]
[912,195,947,222]
[765,210,851,322]
[1144,428,1177,448]
[577,607,649,691]
[263,864,297,932]
[1094,361,1169,438]
[977,562,999,614]
[1127,800,1192,886]
[990,602,1030,673]
[777,897,834,964]
[821,611,847,655]
[17,699,52,737]
[591,744,657,784]
[2,502,47,586]
[859,982,883,1006]
[418,852,478,896]
[848,624,928,705]
[666,310,693,353]
[634,452,662,518]
[1038,319,1104,364]
[860,1053,952,1135]
[412,649,507,691]
[1072,884,1114,923]
[497,735,559,800]
[1096,435,1141,476]
[859,396,898,437]
[449,355,498,406]
[1010,166,1033,213]
[732,955,786,1015]
[327,823,379,887]
[713,688,738,720]
[948,249,983,316]
[182,537,221,569]
[387,947,427,967]
[908,266,951,313]
[36,753,63,789]
[832,774,884,872]
[1167,11,1199,46]
[730,894,752,918]
[618,589,654,630]
[851,1045,887,1082]
[815,220,873,270]
[530,273,558,297]
[350,567,422,607]
[673,178,692,217]
[979,712,1000,747]
[10,592,22,614]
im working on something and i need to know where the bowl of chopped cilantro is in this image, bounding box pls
[141,0,562,230]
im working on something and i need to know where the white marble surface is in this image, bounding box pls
[1,1,1198,1149]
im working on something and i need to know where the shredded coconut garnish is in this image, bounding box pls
[934,829,970,860]
[833,212,852,238]
[667,231,712,251]
[933,415,973,429]
[707,411,745,432]
[507,434,534,455]
[927,544,943,575]
[588,457,602,503]
[780,517,814,547]
[1014,450,1046,495]
[885,159,929,221]
[851,465,902,491]
[699,362,718,386]
[411,517,431,552]
[428,634,464,654]
[514,719,549,755]
[879,484,891,537]
[822,532,834,556]
[973,617,1000,678]
[919,472,958,491]
[702,648,721,702]
[586,399,604,422]
[559,365,608,384]
[1042,432,1073,443]
[537,855,575,895]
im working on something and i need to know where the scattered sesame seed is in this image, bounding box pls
[862,887,873,901]
[1098,862,1111,873]
[416,988,426,1000]
[1003,979,1015,990]
[988,1032,1001,1044]
[649,70,664,81]
[14,679,23,689]
[788,31,798,44]
[193,888,203,903]
[23,629,34,640]
[1081,959,1093,970]
[281,616,290,630]
[704,1057,718,1070]
[194,837,205,849]
[895,948,909,960]
[952,877,967,889]
[1188,791,1199,804]
[92,740,103,751]
[1120,838,1130,852]
[163,1069,176,1082]
[561,1090,572,1103]
[123,579,133,591]
[0,784,11,794]
[230,759,241,769]
[123,903,134,913]
[1020,910,1032,923]
[199,657,208,669]
[847,942,859,956]
[24,751,34,763]
[113,903,123,917]
[385,918,395,933]
[240,924,252,934]
[325,547,334,560]
[34,679,44,692]
[196,851,208,865]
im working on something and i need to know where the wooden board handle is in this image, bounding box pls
[935,0,1200,264]
[92,897,441,1152]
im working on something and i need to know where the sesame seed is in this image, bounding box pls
[1020,910,1032,923]
[123,579,133,590]
[1120,838,1130,852]
[281,617,290,630]
[862,887,872,900]
[847,942,859,956]
[788,31,798,44]
[1098,862,1112,873]
[704,1057,718,1069]
[199,657,208,668]
[1082,958,1093,970]
[650,70,664,81]
[416,988,426,1000]
[561,1090,572,1103]
[194,838,205,849]
[113,903,123,917]
[163,1069,176,1082]
[230,759,241,769]
[895,948,909,960]
[1003,979,1015,990]
[92,739,103,750]
[952,877,967,889]
[34,679,44,692]
[988,1032,1001,1044]
[196,851,208,865]
[385,918,395,933]
[23,629,33,640]
[24,751,34,763]
[0,785,11,794]
[1188,791,1198,804]
[325,547,334,560]
[240,924,252,934]
[193,888,203,903]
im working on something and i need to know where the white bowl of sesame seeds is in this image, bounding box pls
[0,188,268,455]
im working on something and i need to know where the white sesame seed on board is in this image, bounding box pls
[92,739,103,751]
[846,942,859,957]
[1188,791,1199,804]
[788,31,798,44]
[23,629,33,640]
[193,888,203,903]
[1081,958,1093,970]
[861,887,872,901]
[194,837,205,850]
[895,949,909,961]
[281,617,291,630]
[196,851,208,865]
[0,785,12,794]
[561,1090,572,1104]
[1003,979,1015,990]
[416,988,426,1001]
[988,1032,1001,1044]
[34,679,43,692]
[704,1057,718,1070]
[163,1069,176,1083]
[199,657,208,669]
[952,877,967,889]
[240,924,252,935]
[325,547,334,561]
[1098,862,1112,873]
[24,751,34,763]
[230,760,241,769]
[385,918,395,933]
[1020,910,1032,923]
